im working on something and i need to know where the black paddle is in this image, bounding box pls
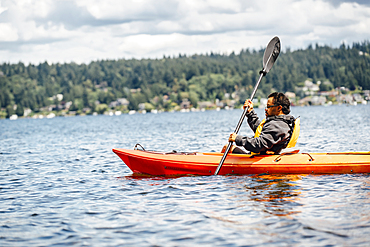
[214,36,281,175]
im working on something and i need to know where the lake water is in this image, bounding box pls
[1,104,370,246]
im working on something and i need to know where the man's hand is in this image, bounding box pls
[229,133,237,142]
[243,99,253,113]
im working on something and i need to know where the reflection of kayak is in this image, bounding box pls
[112,148,370,176]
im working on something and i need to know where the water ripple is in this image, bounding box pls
[1,105,370,246]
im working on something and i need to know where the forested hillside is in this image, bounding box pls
[1,41,370,118]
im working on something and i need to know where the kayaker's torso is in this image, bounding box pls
[235,109,295,154]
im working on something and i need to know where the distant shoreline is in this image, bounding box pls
[3,102,369,121]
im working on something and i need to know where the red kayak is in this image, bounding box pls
[112,148,370,176]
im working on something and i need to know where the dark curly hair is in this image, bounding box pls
[268,92,291,114]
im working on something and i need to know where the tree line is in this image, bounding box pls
[1,41,370,118]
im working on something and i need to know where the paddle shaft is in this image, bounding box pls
[214,72,265,175]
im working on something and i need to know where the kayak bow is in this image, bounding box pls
[112,148,370,176]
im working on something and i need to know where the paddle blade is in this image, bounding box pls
[263,36,281,73]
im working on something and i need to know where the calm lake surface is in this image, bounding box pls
[1,104,370,246]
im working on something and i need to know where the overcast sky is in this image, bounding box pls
[1,0,369,65]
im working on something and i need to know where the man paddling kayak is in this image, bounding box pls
[225,92,298,154]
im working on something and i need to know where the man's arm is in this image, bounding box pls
[233,120,290,153]
[243,99,260,133]
[246,110,261,133]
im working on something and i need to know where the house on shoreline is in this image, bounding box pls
[2,86,369,119]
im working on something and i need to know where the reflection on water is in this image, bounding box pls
[116,173,370,246]
[126,174,306,217]
[246,175,304,216]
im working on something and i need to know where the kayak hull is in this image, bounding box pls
[112,148,370,176]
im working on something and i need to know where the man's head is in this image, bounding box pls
[265,92,290,117]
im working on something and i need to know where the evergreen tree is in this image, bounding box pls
[1,40,370,118]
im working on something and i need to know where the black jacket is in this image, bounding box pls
[235,109,295,154]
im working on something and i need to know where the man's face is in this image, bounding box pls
[265,97,280,117]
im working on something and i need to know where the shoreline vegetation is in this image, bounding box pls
[1,41,370,120]
[5,87,369,121]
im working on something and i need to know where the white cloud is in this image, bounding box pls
[0,0,370,64]
[0,3,7,15]
[0,23,18,41]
